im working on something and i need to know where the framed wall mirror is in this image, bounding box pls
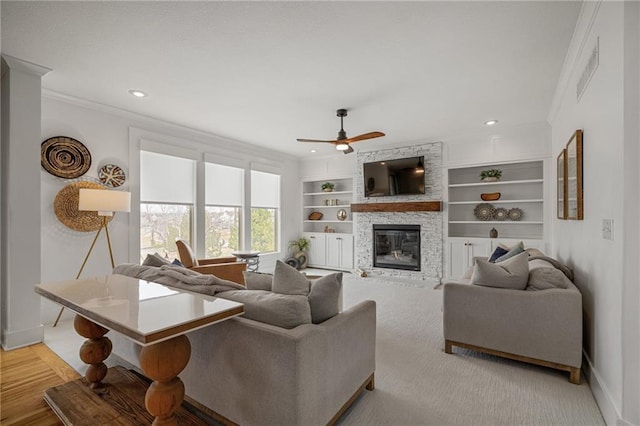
[557,148,567,219]
[565,130,583,220]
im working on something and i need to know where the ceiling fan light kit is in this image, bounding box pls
[297,108,385,154]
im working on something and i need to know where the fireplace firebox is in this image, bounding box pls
[373,224,421,271]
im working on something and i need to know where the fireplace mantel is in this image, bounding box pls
[351,201,442,213]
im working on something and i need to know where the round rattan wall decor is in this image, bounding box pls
[41,136,92,179]
[54,181,111,232]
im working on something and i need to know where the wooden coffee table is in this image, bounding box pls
[35,274,244,425]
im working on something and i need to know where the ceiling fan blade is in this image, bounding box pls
[296,138,338,143]
[342,145,354,155]
[344,131,385,143]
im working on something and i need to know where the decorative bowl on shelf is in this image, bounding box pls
[308,212,323,220]
[481,192,501,201]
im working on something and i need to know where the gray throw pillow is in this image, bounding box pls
[526,259,571,290]
[243,271,273,291]
[308,273,343,323]
[142,252,172,267]
[272,260,311,296]
[471,252,529,290]
[219,290,312,329]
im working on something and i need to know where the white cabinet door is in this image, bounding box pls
[326,234,353,270]
[305,233,326,267]
[447,238,491,279]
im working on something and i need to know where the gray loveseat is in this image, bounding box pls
[109,262,376,425]
[442,253,582,384]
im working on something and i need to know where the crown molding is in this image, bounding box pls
[1,54,51,78]
[41,89,298,162]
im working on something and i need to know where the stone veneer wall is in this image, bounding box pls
[355,142,443,284]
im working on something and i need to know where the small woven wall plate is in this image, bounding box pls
[99,164,126,188]
[54,181,111,232]
[41,136,92,179]
[508,208,524,221]
[473,203,494,221]
[493,207,508,221]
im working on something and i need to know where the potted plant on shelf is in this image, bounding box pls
[322,182,335,192]
[288,237,310,269]
[480,169,503,182]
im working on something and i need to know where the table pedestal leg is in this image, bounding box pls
[140,335,191,426]
[74,315,112,389]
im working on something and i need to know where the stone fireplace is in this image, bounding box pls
[373,224,421,271]
[354,142,443,285]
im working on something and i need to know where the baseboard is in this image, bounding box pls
[583,351,623,425]
[1,324,44,350]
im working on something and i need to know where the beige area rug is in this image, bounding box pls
[338,274,604,426]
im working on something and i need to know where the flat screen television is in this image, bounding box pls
[363,156,425,197]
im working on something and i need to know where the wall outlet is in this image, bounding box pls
[602,219,614,240]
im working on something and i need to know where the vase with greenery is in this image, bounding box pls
[289,237,310,268]
[321,182,335,192]
[480,169,503,182]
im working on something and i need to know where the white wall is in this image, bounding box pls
[40,93,300,325]
[547,2,639,425]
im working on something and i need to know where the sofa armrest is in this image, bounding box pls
[198,256,239,265]
[443,283,582,367]
[190,262,246,284]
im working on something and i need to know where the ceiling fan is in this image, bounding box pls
[297,109,385,154]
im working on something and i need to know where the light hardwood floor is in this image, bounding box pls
[1,343,79,425]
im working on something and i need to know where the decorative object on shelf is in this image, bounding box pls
[288,237,309,269]
[325,199,339,206]
[473,203,495,221]
[479,169,503,182]
[321,182,335,192]
[54,181,111,232]
[41,136,92,179]
[565,129,583,220]
[53,187,131,327]
[489,228,498,238]
[337,209,348,221]
[507,208,524,221]
[493,207,508,221]
[323,226,335,233]
[308,211,323,220]
[481,192,501,201]
[98,163,126,188]
[557,148,567,219]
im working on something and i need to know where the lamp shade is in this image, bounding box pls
[78,188,131,216]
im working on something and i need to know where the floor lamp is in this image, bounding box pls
[53,188,131,327]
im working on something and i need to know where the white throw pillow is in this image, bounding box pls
[471,252,529,290]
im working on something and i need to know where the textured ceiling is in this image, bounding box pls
[1,1,581,158]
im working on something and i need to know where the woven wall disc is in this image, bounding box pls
[99,164,126,188]
[54,182,112,232]
[41,136,92,179]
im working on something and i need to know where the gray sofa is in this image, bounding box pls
[442,254,582,384]
[109,263,376,425]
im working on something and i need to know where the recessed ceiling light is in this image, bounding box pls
[484,120,498,126]
[310,149,317,153]
[129,90,147,98]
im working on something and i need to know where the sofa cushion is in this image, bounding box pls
[488,246,509,263]
[219,290,311,329]
[526,259,572,291]
[243,271,273,291]
[495,241,525,262]
[272,260,310,296]
[471,252,529,289]
[142,252,172,267]
[308,273,343,323]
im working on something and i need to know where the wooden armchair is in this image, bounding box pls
[175,239,246,285]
